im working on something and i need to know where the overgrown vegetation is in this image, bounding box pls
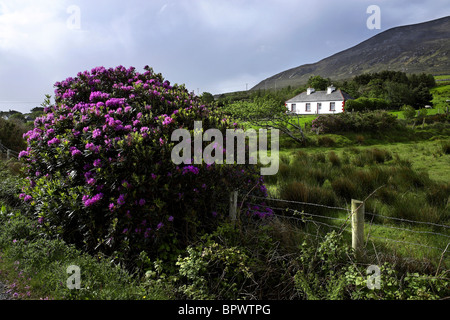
[0,118,30,152]
[311,111,400,134]
[0,69,448,300]
[1,196,448,300]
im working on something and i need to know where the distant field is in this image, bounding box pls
[431,84,450,109]
[434,74,450,80]
[390,106,445,119]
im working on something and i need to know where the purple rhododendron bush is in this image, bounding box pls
[19,65,270,263]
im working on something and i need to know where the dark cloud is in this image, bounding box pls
[0,0,449,113]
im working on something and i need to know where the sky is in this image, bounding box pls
[0,0,449,113]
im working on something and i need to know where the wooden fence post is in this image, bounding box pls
[229,191,238,222]
[6,149,10,160]
[351,199,365,259]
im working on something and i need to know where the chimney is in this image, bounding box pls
[307,87,315,95]
[327,85,335,94]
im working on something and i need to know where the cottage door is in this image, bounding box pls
[317,103,322,114]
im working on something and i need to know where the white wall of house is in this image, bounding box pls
[286,100,345,115]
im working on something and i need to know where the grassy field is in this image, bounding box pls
[0,98,448,300]
[257,111,450,268]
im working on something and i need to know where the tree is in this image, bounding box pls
[30,107,45,113]
[9,112,26,122]
[384,81,411,109]
[307,75,330,90]
[365,79,385,99]
[401,105,416,120]
[411,83,433,108]
[409,73,436,89]
[221,95,306,145]
[201,92,215,104]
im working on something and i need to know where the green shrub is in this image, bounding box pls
[311,111,399,134]
[345,99,363,112]
[346,262,449,300]
[0,210,40,247]
[417,108,428,119]
[346,97,389,112]
[401,104,416,120]
[294,231,352,300]
[424,113,450,124]
[0,118,29,152]
[0,161,24,209]
[176,237,252,300]
[221,97,285,119]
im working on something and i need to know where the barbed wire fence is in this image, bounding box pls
[230,192,450,268]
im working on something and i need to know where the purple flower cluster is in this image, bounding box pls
[82,193,103,207]
[89,91,110,102]
[70,147,82,156]
[117,194,126,206]
[19,193,32,202]
[161,115,174,126]
[181,165,200,175]
[47,137,60,146]
[245,203,274,219]
[92,128,102,139]
[19,64,270,257]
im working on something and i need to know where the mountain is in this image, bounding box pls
[252,16,450,91]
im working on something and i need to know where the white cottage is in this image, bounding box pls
[285,85,353,115]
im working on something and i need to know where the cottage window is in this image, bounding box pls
[330,102,335,111]
[291,104,296,112]
[305,103,311,112]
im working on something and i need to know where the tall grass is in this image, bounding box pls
[271,147,449,226]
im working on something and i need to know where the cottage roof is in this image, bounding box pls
[286,89,353,103]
